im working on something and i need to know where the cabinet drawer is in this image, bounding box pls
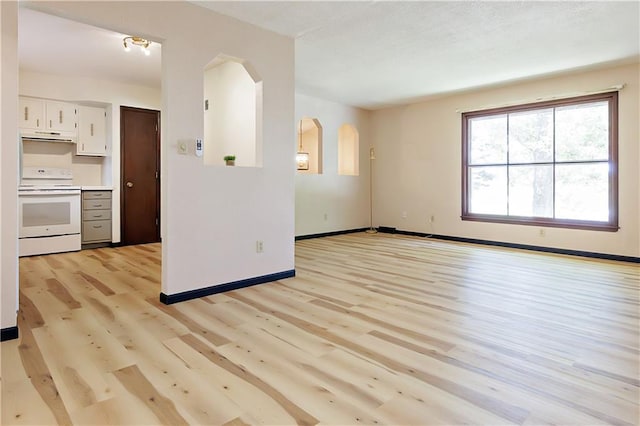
[82,209,111,221]
[84,199,111,210]
[82,220,111,242]
[83,191,111,200]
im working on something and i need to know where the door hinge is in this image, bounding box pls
[155,123,158,132]
[155,171,159,179]
[155,218,159,226]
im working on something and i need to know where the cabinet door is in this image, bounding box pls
[82,220,112,243]
[18,97,44,130]
[46,101,77,132]
[77,106,107,156]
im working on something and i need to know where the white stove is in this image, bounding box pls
[20,167,81,190]
[18,167,81,256]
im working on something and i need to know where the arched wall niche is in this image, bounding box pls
[338,123,359,176]
[296,117,323,174]
[203,54,263,167]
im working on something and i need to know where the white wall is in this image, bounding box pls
[1,1,294,317]
[371,63,640,257]
[1,1,19,332]
[295,93,371,236]
[19,70,162,243]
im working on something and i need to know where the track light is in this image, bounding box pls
[123,36,151,55]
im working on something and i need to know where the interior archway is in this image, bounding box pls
[203,55,263,167]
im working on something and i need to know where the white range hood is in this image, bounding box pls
[20,129,77,143]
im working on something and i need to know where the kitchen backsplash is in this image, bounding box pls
[71,156,103,186]
[22,139,104,185]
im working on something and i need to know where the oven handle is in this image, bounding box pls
[19,190,80,196]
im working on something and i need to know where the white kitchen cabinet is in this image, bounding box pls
[77,106,107,156]
[46,100,77,133]
[19,97,45,130]
[19,97,77,133]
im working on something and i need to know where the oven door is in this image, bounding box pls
[18,190,81,238]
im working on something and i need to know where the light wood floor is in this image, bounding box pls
[1,233,638,425]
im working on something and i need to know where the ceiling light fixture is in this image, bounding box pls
[296,119,310,171]
[123,36,151,56]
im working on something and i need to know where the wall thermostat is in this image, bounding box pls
[195,138,203,157]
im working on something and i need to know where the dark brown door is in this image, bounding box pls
[120,106,160,245]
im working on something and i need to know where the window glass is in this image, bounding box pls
[508,165,553,217]
[508,108,553,164]
[555,101,609,162]
[469,166,507,215]
[555,163,609,221]
[469,115,507,165]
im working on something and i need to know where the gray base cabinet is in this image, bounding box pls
[82,190,112,247]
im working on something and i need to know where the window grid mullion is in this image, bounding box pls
[506,114,510,216]
[552,107,556,220]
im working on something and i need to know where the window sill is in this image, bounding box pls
[461,214,619,232]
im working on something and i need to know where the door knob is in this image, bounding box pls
[126,181,134,188]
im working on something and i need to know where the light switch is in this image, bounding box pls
[177,141,187,155]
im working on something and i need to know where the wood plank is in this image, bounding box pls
[112,364,189,425]
[2,235,638,425]
[180,333,320,426]
[16,324,73,424]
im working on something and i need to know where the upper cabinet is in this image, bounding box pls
[46,100,77,133]
[19,97,77,133]
[77,106,107,156]
[19,97,44,130]
[19,96,109,157]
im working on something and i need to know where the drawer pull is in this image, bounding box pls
[93,204,102,208]
[91,123,94,136]
[59,110,63,123]
[24,106,28,121]
[92,214,103,218]
[93,225,102,229]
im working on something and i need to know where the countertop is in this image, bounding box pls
[81,186,113,191]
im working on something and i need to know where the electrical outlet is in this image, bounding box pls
[256,240,264,253]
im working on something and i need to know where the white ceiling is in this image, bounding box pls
[19,1,639,110]
[18,7,162,90]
